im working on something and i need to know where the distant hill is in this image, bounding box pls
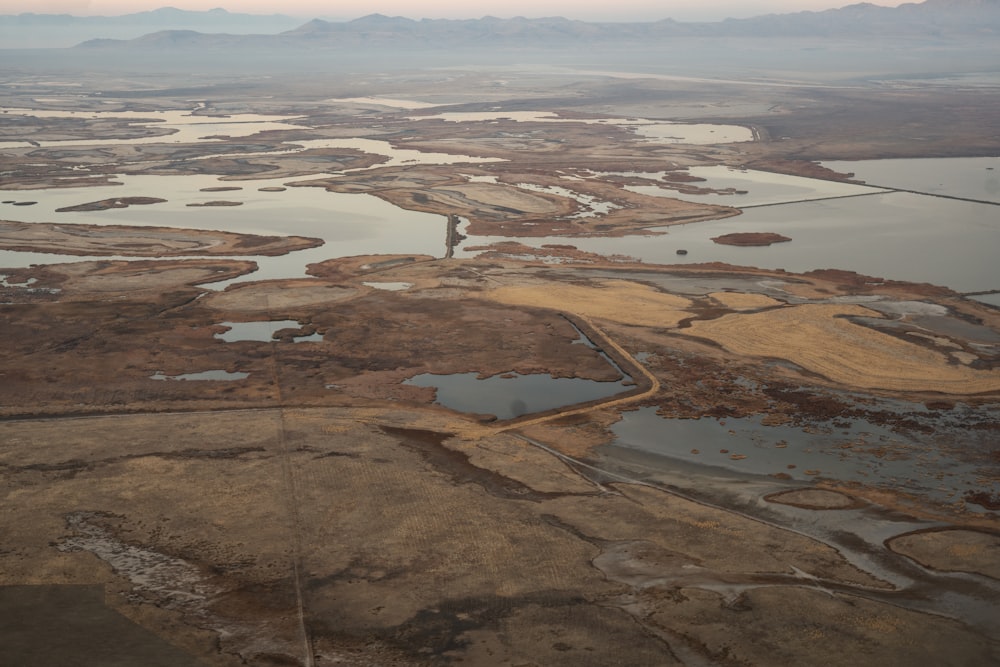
[3,1,999,50]
[710,0,1000,38]
[0,7,303,48]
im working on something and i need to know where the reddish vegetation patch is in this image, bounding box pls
[964,491,1000,510]
[711,232,792,247]
[186,200,243,207]
[746,159,857,182]
[55,197,166,212]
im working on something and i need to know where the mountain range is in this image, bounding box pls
[1,0,998,50]
[0,7,303,48]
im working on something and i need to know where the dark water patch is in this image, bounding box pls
[911,315,1000,344]
[403,371,631,420]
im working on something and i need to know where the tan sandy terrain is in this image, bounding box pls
[487,279,694,328]
[686,303,1000,394]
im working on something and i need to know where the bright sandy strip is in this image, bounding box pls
[486,280,693,328]
[687,303,1000,394]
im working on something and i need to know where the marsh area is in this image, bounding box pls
[1,32,999,667]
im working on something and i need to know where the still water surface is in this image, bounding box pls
[621,166,888,207]
[404,371,632,420]
[0,154,996,294]
[610,406,998,508]
[457,190,999,293]
[821,156,1000,203]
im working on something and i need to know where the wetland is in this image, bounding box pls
[1,31,999,667]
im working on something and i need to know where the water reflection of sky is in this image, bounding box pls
[0,119,997,294]
[609,406,998,509]
[620,165,888,207]
[0,107,312,147]
[457,190,999,293]
[404,371,632,420]
[0,174,450,286]
[822,156,1000,204]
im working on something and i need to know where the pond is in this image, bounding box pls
[403,371,633,420]
[214,320,319,343]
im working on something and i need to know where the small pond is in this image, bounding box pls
[404,371,632,420]
[214,320,320,343]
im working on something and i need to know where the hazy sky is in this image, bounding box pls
[8,1,912,22]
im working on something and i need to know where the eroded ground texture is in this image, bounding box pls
[1,55,999,666]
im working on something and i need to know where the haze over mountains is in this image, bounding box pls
[2,0,998,49]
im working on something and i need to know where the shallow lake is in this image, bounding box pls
[0,174,450,285]
[457,190,999,293]
[0,146,997,296]
[821,156,1000,204]
[608,406,998,509]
